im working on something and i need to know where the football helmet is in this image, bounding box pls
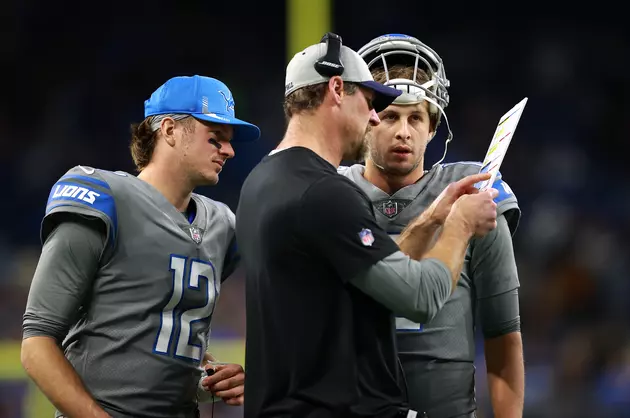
[358,33,453,165]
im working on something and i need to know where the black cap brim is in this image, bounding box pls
[359,81,403,112]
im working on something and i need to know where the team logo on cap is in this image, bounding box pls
[201,96,231,122]
[358,228,375,247]
[218,90,235,113]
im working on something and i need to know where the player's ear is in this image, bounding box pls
[328,76,344,106]
[160,117,177,147]
[427,130,436,142]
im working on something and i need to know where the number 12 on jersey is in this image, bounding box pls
[154,255,218,362]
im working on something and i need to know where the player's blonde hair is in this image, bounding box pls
[371,65,441,132]
[129,116,195,172]
[283,82,358,121]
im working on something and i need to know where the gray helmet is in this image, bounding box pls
[358,34,453,166]
[357,33,450,115]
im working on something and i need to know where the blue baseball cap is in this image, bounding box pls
[144,75,261,142]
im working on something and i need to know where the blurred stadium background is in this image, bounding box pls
[2,1,629,417]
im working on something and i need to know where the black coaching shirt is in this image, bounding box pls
[236,147,407,418]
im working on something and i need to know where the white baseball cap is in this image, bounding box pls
[284,42,402,112]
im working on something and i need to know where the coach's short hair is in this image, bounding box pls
[282,82,358,121]
[371,65,441,132]
[129,116,195,172]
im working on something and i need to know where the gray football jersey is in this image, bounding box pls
[41,165,235,418]
[339,162,521,416]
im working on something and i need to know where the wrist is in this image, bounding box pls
[443,215,474,239]
[417,209,444,230]
[399,216,441,245]
[93,408,112,418]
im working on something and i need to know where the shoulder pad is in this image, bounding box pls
[438,161,484,183]
[492,173,516,204]
[440,161,521,234]
[43,165,118,245]
[491,174,520,235]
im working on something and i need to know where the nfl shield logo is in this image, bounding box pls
[383,200,397,217]
[189,227,202,244]
[358,228,375,247]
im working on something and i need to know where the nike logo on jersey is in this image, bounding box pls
[78,165,95,175]
[51,184,100,204]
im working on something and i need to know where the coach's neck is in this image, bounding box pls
[277,109,344,168]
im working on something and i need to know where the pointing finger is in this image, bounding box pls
[456,172,491,189]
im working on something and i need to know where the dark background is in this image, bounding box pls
[1,2,629,417]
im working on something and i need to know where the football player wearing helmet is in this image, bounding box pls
[338,34,525,418]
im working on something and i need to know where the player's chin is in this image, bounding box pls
[199,171,220,186]
[384,161,415,176]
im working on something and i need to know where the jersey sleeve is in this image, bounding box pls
[470,215,520,299]
[219,203,240,282]
[221,236,240,282]
[299,175,399,282]
[42,166,118,248]
[491,172,521,236]
[350,251,452,324]
[477,288,521,338]
[23,218,106,342]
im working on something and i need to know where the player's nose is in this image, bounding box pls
[395,121,411,140]
[220,141,235,159]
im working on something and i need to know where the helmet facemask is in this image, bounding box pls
[358,34,453,166]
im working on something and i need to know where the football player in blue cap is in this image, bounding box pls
[21,75,259,418]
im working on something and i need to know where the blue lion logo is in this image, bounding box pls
[218,90,235,113]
